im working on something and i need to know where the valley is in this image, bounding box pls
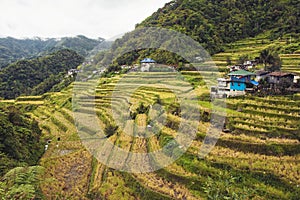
[1,64,299,199]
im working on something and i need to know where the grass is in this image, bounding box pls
[96,71,298,198]
[212,32,300,74]
[0,71,297,199]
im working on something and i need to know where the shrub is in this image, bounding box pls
[136,102,150,114]
[104,123,118,138]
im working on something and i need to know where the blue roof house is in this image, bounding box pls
[140,58,156,72]
[211,70,259,98]
[141,58,156,63]
[228,70,258,91]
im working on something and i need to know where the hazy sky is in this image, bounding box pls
[0,0,170,39]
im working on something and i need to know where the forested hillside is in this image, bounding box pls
[138,0,299,54]
[0,35,104,68]
[0,49,84,99]
[108,0,299,65]
[0,105,44,176]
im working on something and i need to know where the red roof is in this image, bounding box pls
[268,71,294,77]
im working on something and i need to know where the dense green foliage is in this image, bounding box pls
[0,166,44,200]
[0,35,104,68]
[138,0,299,54]
[0,105,44,176]
[107,0,299,66]
[0,49,84,99]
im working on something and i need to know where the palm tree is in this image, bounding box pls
[259,49,282,71]
[259,49,273,71]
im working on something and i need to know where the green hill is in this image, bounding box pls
[108,0,299,66]
[0,49,84,99]
[137,0,299,54]
[0,35,104,68]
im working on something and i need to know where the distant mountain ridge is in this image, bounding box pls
[0,35,105,68]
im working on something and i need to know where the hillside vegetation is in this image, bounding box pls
[0,49,84,99]
[0,104,44,177]
[138,0,299,54]
[0,68,298,199]
[0,35,104,68]
[108,0,299,66]
[210,31,300,74]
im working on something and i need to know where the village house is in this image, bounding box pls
[211,70,258,98]
[243,60,257,69]
[140,58,156,72]
[121,65,131,69]
[267,71,295,85]
[228,60,258,72]
[228,64,246,72]
[211,78,231,98]
[228,69,258,91]
[67,69,79,76]
[255,70,270,82]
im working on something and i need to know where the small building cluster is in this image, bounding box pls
[212,61,297,98]
[228,60,257,71]
[266,71,295,85]
[67,69,79,76]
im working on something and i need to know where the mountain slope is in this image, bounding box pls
[0,36,299,200]
[0,35,104,68]
[0,49,84,99]
[0,105,44,177]
[137,0,299,54]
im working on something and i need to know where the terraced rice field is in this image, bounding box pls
[1,69,296,199]
[212,33,300,74]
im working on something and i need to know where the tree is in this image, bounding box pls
[0,106,44,176]
[259,49,272,69]
[226,56,232,65]
[259,49,282,72]
[237,55,249,65]
[268,52,282,72]
[104,123,118,138]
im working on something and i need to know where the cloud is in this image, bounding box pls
[0,0,170,39]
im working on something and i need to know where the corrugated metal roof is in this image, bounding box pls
[256,70,270,76]
[228,70,255,76]
[268,71,294,77]
[250,80,259,86]
[141,58,156,63]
